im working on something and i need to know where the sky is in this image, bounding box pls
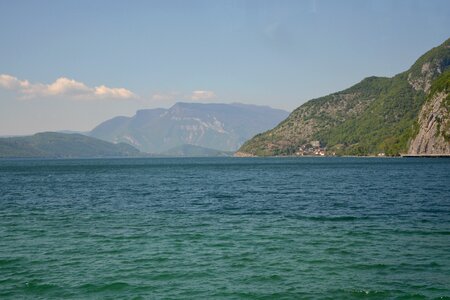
[0,0,449,135]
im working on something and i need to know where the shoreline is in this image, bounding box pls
[233,152,450,158]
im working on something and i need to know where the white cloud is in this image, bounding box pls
[0,74,137,100]
[47,77,91,96]
[0,74,30,90]
[190,90,216,101]
[94,85,135,99]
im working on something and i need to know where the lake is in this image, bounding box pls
[1,157,449,299]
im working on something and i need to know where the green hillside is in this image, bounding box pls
[238,38,450,156]
[0,132,141,158]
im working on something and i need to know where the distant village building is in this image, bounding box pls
[295,140,326,156]
[310,140,321,148]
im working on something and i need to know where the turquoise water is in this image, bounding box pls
[0,157,449,299]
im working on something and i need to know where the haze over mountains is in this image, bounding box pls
[1,39,448,158]
[90,102,289,154]
[0,103,288,158]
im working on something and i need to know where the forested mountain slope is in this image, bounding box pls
[238,38,450,156]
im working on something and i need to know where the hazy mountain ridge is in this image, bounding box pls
[238,38,450,156]
[90,103,289,154]
[0,132,141,158]
[161,144,233,157]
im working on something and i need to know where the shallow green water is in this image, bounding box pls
[1,157,449,299]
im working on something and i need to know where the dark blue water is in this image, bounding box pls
[1,157,449,299]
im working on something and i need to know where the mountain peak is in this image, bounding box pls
[407,38,450,92]
[90,102,289,154]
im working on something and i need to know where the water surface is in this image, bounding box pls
[1,157,449,299]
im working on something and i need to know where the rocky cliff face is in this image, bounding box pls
[406,44,450,156]
[408,93,449,155]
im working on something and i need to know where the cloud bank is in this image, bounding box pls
[190,90,216,101]
[0,74,136,100]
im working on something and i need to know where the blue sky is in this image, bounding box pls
[0,0,449,135]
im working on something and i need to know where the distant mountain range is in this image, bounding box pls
[238,38,450,156]
[90,102,289,154]
[0,132,141,158]
[161,144,233,157]
[3,39,448,159]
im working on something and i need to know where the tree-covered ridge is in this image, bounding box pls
[315,73,426,156]
[0,132,141,158]
[238,38,450,156]
[239,76,392,156]
[407,38,450,92]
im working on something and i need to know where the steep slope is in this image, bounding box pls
[90,103,289,153]
[408,70,450,155]
[238,38,450,156]
[0,132,141,158]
